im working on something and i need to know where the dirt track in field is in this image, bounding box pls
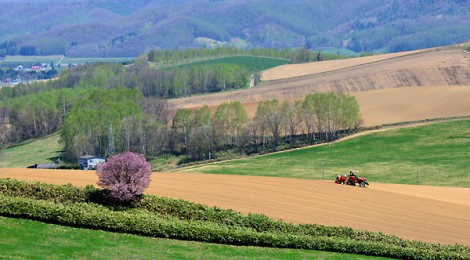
[168,47,470,126]
[2,168,470,246]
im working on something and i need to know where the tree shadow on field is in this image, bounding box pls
[448,135,470,139]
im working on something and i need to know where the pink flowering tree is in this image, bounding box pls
[96,151,152,203]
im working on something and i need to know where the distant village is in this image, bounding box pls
[0,62,61,87]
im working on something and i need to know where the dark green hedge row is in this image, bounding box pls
[137,196,451,252]
[1,178,470,259]
[0,178,86,203]
[1,194,469,260]
[380,115,470,129]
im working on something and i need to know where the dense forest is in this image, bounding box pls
[0,48,362,165]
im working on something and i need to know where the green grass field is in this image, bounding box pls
[0,55,64,66]
[0,216,380,260]
[320,48,360,57]
[180,120,470,187]
[0,55,133,67]
[163,55,290,73]
[0,134,62,168]
[62,57,134,64]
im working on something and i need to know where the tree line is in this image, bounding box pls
[0,61,250,102]
[0,46,350,103]
[0,61,248,148]
[0,50,360,164]
[172,93,361,161]
[148,47,341,67]
[58,90,360,163]
[1,72,361,163]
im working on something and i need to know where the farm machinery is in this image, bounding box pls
[335,170,369,187]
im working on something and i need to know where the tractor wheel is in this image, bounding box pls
[359,181,365,188]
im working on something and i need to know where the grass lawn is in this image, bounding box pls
[0,216,382,260]
[0,134,62,168]
[164,55,290,73]
[62,57,134,64]
[0,55,133,66]
[0,55,64,66]
[320,48,360,57]
[180,120,470,187]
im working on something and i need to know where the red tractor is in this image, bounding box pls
[335,170,369,188]
[335,175,348,184]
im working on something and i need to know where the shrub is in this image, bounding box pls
[0,178,86,203]
[96,151,152,203]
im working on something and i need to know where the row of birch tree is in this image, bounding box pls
[171,92,361,161]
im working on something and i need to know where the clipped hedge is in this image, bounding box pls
[1,178,470,259]
[1,194,469,259]
[380,115,470,129]
[0,178,86,203]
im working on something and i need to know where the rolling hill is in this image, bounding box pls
[178,119,470,188]
[163,55,290,73]
[1,0,469,57]
[168,45,470,126]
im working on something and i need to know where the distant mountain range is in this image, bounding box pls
[1,0,469,57]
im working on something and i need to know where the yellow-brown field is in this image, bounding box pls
[2,168,470,246]
[260,49,426,81]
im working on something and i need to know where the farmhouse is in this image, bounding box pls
[78,155,105,170]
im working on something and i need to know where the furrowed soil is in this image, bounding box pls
[207,85,470,126]
[168,47,470,126]
[2,168,470,247]
[260,49,426,81]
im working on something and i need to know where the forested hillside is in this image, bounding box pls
[1,0,469,57]
[0,48,361,165]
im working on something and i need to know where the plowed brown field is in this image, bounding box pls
[2,168,470,246]
[260,49,426,81]
[168,47,470,126]
[205,85,470,126]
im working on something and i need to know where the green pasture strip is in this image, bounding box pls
[62,57,134,64]
[0,133,62,168]
[0,217,374,260]
[180,120,470,187]
[0,55,64,66]
[162,55,290,73]
[0,56,133,66]
[320,48,360,57]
